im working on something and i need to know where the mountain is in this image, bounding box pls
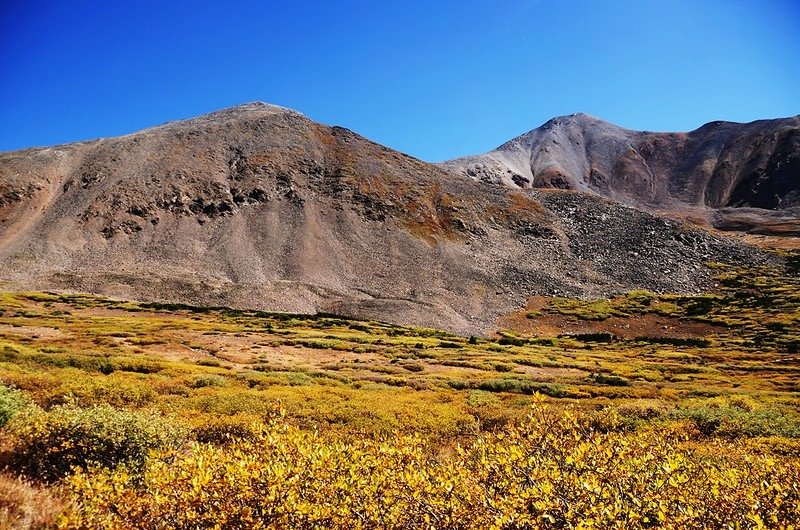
[443,113,800,236]
[0,103,790,333]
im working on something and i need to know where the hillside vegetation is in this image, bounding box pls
[0,254,798,528]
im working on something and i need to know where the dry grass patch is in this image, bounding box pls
[0,473,64,529]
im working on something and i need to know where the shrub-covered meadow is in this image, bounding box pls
[0,256,798,528]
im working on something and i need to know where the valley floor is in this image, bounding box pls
[0,255,798,528]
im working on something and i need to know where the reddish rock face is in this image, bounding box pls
[0,104,789,333]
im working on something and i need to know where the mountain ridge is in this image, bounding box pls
[0,103,794,333]
[443,112,800,236]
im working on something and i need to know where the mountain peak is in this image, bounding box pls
[196,101,306,120]
[445,114,800,215]
[225,101,299,113]
[540,112,609,128]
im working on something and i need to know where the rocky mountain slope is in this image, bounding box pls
[0,103,790,333]
[443,113,800,236]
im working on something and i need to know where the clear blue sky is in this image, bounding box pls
[1,0,798,161]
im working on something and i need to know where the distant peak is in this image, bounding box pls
[491,113,617,151]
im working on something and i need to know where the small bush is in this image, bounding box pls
[0,345,19,361]
[589,373,630,387]
[625,290,655,307]
[676,295,717,316]
[571,332,617,343]
[3,405,186,482]
[196,358,221,367]
[189,374,228,388]
[447,379,470,390]
[0,385,33,428]
[477,378,524,393]
[634,336,710,347]
[497,336,527,346]
[187,391,273,416]
[400,362,424,373]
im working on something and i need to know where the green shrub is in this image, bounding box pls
[115,360,163,374]
[476,379,567,397]
[571,332,617,343]
[477,378,524,393]
[524,383,568,398]
[189,374,228,388]
[48,377,158,408]
[497,336,527,346]
[3,405,186,482]
[671,406,800,438]
[625,290,655,307]
[196,358,222,367]
[589,373,630,387]
[634,336,710,348]
[675,295,717,316]
[0,345,19,362]
[0,385,33,428]
[447,379,470,390]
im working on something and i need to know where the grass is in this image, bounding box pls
[0,473,64,529]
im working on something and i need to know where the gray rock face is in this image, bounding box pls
[0,103,785,333]
[443,113,800,235]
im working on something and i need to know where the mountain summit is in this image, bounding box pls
[0,105,794,333]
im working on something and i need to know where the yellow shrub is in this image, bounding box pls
[60,400,800,529]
